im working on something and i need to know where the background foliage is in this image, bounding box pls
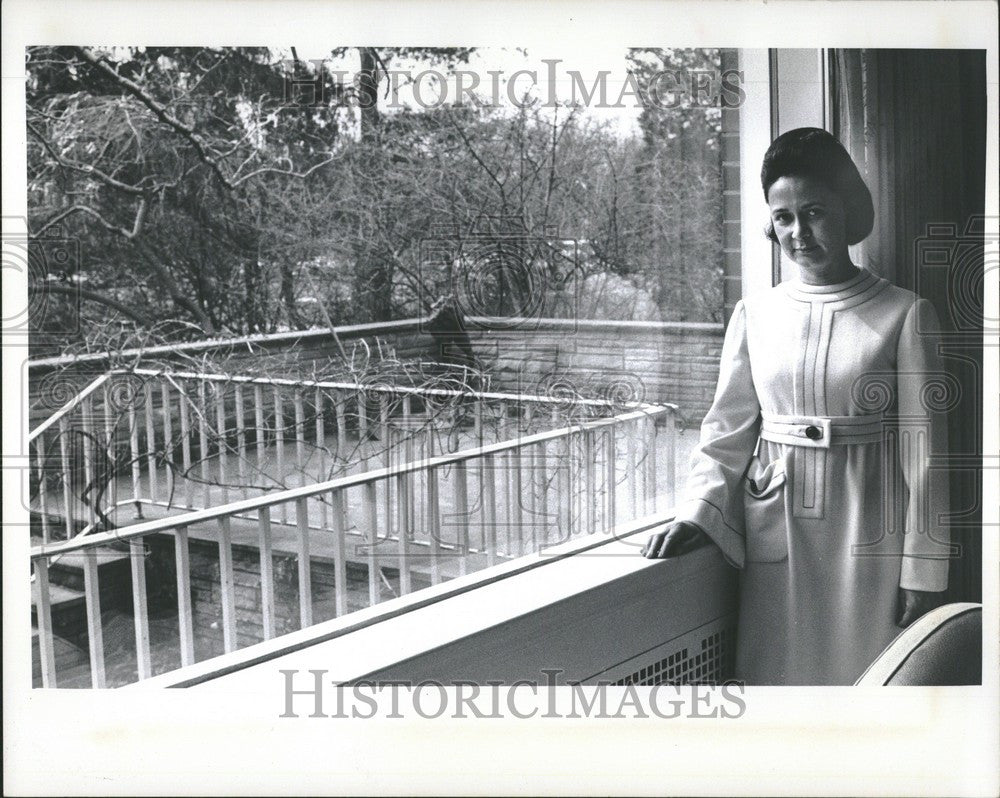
[26,46,726,357]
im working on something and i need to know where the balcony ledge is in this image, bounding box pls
[132,513,738,689]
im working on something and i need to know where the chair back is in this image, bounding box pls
[855,603,982,686]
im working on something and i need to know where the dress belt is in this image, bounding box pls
[759,412,884,449]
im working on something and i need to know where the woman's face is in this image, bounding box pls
[767,174,852,281]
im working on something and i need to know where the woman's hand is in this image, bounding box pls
[895,588,946,628]
[641,521,710,559]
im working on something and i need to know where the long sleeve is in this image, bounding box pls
[895,298,952,592]
[673,300,760,569]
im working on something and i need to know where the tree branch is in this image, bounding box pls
[33,200,148,240]
[27,120,146,196]
[231,151,340,186]
[39,282,155,326]
[75,46,237,190]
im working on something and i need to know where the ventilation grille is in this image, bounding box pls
[594,616,736,686]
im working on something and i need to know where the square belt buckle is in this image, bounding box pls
[797,417,832,449]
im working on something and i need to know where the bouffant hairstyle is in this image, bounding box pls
[761,127,874,245]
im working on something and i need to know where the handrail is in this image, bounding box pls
[30,404,671,561]
[125,368,672,411]
[27,372,112,442]
[464,315,724,334]
[129,512,679,689]
[26,316,725,372]
[26,318,428,371]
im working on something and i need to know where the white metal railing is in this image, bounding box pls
[130,517,740,689]
[27,368,661,544]
[28,372,115,543]
[30,401,676,688]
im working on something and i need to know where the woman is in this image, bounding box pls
[642,128,952,686]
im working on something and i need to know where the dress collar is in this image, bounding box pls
[783,268,883,302]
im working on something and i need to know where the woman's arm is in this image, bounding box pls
[895,298,952,605]
[647,300,761,565]
[888,299,951,627]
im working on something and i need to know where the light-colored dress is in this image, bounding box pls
[674,268,952,685]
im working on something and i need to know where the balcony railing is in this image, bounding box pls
[29,375,679,688]
[29,368,678,543]
[130,519,739,691]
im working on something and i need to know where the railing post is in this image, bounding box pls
[396,471,412,595]
[403,397,416,531]
[315,388,327,527]
[627,418,638,519]
[257,508,276,640]
[34,437,50,544]
[499,401,511,551]
[511,440,524,557]
[58,416,75,538]
[33,558,57,687]
[537,439,549,547]
[357,389,369,462]
[379,394,390,466]
[378,393,392,548]
[81,394,97,529]
[330,489,347,617]
[605,427,617,532]
[179,380,194,509]
[335,391,347,464]
[427,466,441,586]
[254,383,266,482]
[174,525,196,667]
[235,384,248,501]
[130,538,152,680]
[273,387,287,524]
[217,516,237,654]
[524,405,537,552]
[482,453,497,566]
[197,380,211,508]
[295,497,313,629]
[100,380,115,519]
[473,401,485,552]
[215,384,229,505]
[363,481,379,606]
[294,388,306,489]
[584,427,596,536]
[560,434,573,543]
[82,548,106,688]
[144,381,158,505]
[161,382,176,506]
[453,460,469,576]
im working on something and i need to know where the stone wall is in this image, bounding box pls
[27,317,724,429]
[463,318,723,426]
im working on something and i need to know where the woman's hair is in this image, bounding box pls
[761,127,874,245]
